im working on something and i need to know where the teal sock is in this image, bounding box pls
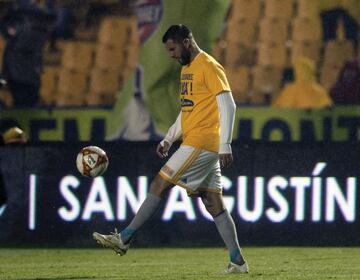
[120,228,136,244]
[121,193,161,244]
[214,210,245,265]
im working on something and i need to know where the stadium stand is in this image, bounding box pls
[61,41,96,73]
[224,41,256,68]
[0,0,358,107]
[225,17,257,48]
[289,16,322,68]
[272,56,333,109]
[0,28,11,107]
[264,0,295,20]
[297,0,319,19]
[258,17,290,44]
[40,66,60,106]
[319,19,356,90]
[97,16,130,48]
[221,0,259,72]
[291,16,322,42]
[38,8,138,107]
[2,0,136,108]
[250,64,283,104]
[87,67,120,106]
[323,39,355,66]
[257,41,288,67]
[214,0,359,105]
[226,66,250,103]
[94,44,125,70]
[51,41,95,106]
[319,62,343,91]
[0,88,12,108]
[290,40,321,65]
[56,69,88,106]
[90,15,138,105]
[0,36,4,71]
[230,0,261,21]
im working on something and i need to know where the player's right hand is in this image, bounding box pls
[219,153,233,169]
[156,141,170,158]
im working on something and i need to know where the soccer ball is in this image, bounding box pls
[76,146,109,177]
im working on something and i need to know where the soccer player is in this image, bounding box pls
[93,24,248,274]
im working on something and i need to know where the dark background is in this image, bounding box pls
[0,141,359,247]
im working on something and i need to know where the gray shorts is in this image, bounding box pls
[159,145,221,196]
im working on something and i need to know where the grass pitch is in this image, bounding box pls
[0,247,359,279]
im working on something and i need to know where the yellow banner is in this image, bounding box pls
[1,106,359,142]
[234,106,360,141]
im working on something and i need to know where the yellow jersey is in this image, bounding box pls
[180,51,231,152]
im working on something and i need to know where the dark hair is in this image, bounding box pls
[162,24,193,43]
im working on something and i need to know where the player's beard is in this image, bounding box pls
[178,48,191,65]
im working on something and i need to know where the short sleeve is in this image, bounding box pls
[204,61,231,96]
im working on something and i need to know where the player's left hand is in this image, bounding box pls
[219,153,233,168]
[156,141,170,158]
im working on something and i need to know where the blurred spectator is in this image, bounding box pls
[0,2,56,107]
[2,126,27,145]
[0,73,8,109]
[0,126,27,213]
[0,74,6,88]
[329,58,360,104]
[45,0,75,51]
[272,57,333,109]
[0,171,5,214]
